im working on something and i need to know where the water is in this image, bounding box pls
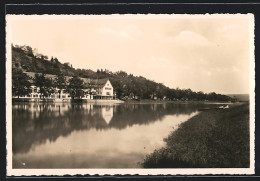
[12,102,217,168]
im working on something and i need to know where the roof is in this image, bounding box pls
[25,72,61,84]
[25,72,57,80]
[24,72,110,88]
[89,78,109,88]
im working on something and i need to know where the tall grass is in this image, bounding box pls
[142,103,250,168]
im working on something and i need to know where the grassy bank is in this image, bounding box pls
[142,103,250,168]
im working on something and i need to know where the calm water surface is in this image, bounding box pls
[12,102,217,168]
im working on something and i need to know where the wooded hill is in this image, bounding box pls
[12,44,234,102]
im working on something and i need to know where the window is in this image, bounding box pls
[106,92,110,96]
[62,95,66,98]
[105,88,111,90]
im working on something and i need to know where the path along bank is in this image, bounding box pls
[142,102,250,168]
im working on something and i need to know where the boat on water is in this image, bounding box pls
[198,105,230,111]
[218,105,229,109]
[224,105,229,109]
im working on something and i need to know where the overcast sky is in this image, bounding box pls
[7,14,253,94]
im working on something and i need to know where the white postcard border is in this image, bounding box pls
[6,14,255,176]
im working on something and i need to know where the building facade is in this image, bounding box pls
[91,78,114,100]
[12,72,115,101]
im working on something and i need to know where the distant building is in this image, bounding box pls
[13,72,115,101]
[81,78,114,100]
[90,78,113,100]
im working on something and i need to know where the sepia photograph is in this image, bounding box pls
[6,14,255,175]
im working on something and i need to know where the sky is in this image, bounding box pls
[7,14,253,94]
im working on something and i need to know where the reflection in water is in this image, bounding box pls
[12,102,215,168]
[101,106,113,124]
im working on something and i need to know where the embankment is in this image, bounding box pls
[142,103,250,168]
[12,98,124,104]
[124,99,233,104]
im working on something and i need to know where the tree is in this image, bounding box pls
[66,76,84,99]
[26,46,34,57]
[184,88,192,100]
[45,78,55,97]
[12,69,31,98]
[41,55,48,60]
[207,92,217,101]
[54,73,67,98]
[34,73,54,98]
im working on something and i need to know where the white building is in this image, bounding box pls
[13,72,115,101]
[89,78,114,100]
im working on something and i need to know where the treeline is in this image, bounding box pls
[12,44,235,102]
[12,69,86,99]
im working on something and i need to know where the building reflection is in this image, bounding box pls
[101,106,113,124]
[12,102,215,155]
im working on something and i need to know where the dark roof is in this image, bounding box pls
[89,78,109,88]
[24,72,110,88]
[25,72,58,80]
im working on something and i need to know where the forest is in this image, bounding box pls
[12,44,235,102]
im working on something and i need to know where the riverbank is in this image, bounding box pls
[142,102,250,168]
[12,98,124,104]
[124,99,234,104]
[12,98,234,105]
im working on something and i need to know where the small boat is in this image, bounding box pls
[199,105,229,111]
[223,105,229,109]
[217,105,230,109]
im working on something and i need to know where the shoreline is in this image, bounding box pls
[11,98,124,103]
[142,102,250,168]
[12,98,241,105]
[123,99,237,105]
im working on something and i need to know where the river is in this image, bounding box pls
[12,102,219,168]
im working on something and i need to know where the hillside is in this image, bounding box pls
[12,44,234,102]
[12,45,82,76]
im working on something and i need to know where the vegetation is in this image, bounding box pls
[12,44,235,102]
[54,73,67,98]
[12,68,31,98]
[142,103,250,168]
[66,76,84,99]
[34,73,55,98]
